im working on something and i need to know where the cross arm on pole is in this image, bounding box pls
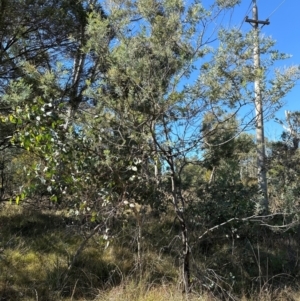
[245,17,270,26]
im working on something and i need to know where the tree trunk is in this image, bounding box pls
[181,216,190,294]
[170,176,190,293]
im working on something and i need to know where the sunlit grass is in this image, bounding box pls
[96,282,210,301]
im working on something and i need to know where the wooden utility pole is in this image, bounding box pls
[246,0,270,214]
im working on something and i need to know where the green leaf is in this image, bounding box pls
[50,195,58,202]
[91,212,97,222]
[9,115,15,123]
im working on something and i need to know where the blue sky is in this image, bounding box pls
[203,0,300,141]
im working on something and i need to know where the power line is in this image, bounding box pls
[267,0,287,19]
[238,0,253,30]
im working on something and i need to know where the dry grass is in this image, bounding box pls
[95,282,211,301]
[1,204,300,301]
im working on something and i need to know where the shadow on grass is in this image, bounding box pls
[0,207,122,300]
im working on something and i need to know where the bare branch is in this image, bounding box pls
[198,213,295,240]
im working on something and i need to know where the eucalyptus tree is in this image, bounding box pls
[0,0,112,122]
[276,111,300,149]
[0,0,114,203]
[268,111,300,212]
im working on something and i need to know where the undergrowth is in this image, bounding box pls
[1,203,300,300]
